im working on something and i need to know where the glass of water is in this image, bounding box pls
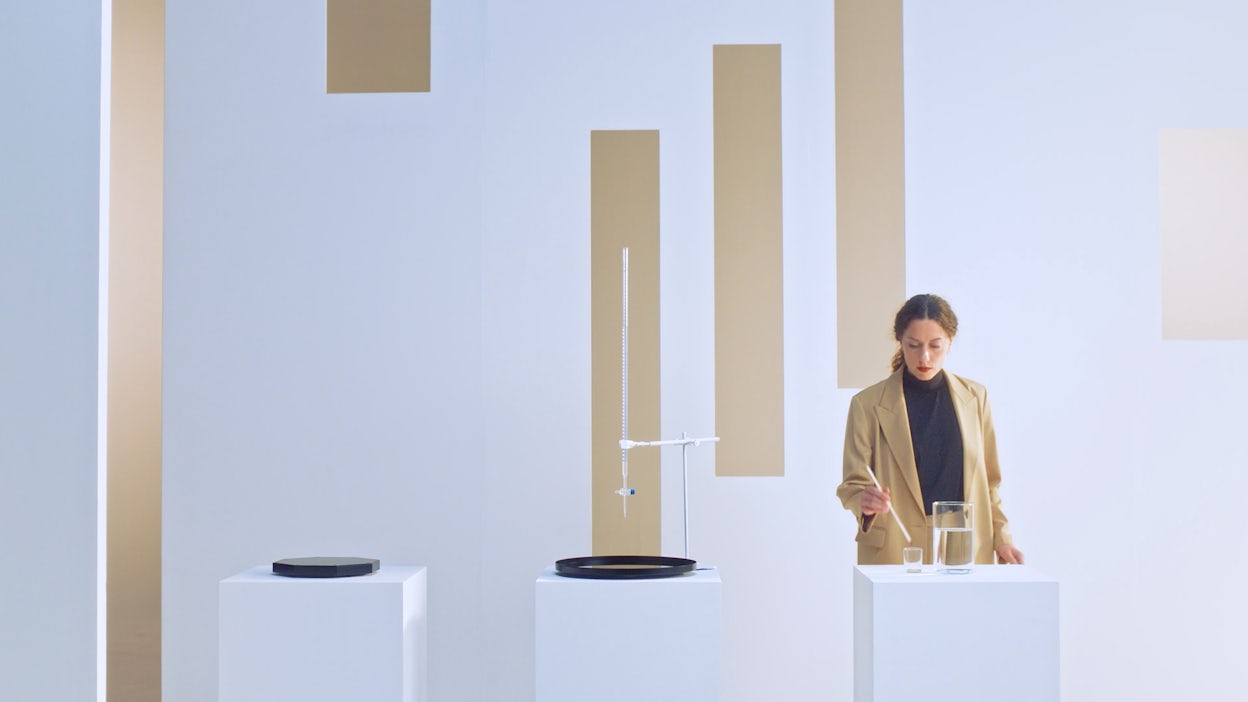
[932,501,974,573]
[902,546,923,573]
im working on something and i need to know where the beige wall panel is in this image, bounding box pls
[591,131,661,556]
[327,0,431,93]
[835,0,906,388]
[1160,129,1248,339]
[714,44,785,477]
[108,1,164,700]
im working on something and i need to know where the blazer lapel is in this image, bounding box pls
[874,369,925,516]
[946,372,981,496]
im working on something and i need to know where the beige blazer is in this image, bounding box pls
[837,368,1013,565]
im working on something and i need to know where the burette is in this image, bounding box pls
[613,247,718,559]
[615,248,635,513]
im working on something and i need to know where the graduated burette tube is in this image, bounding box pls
[614,247,635,515]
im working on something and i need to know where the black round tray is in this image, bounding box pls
[554,555,696,580]
[272,557,380,578]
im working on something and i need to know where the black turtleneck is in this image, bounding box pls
[902,368,964,515]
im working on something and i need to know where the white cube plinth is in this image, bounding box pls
[536,566,721,702]
[854,565,1058,702]
[219,565,427,702]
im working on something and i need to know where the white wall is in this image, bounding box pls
[166,1,848,699]
[0,2,103,700]
[162,1,486,700]
[165,1,1248,701]
[479,4,841,700]
[903,1,1248,699]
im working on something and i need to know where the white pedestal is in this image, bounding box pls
[535,566,722,702]
[854,564,1058,702]
[219,565,427,702]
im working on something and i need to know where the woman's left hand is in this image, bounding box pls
[996,544,1025,565]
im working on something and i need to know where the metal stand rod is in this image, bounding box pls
[682,434,691,559]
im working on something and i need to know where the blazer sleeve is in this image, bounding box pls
[837,392,878,535]
[980,387,1014,549]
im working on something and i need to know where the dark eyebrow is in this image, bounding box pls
[903,336,944,344]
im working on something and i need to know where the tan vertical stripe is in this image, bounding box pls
[327,0,431,94]
[713,44,785,477]
[591,131,662,556]
[109,0,164,699]
[835,0,906,388]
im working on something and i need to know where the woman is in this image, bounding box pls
[837,294,1024,565]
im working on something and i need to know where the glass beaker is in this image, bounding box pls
[902,546,923,573]
[931,501,973,573]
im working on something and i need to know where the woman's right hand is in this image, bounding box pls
[860,486,891,516]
